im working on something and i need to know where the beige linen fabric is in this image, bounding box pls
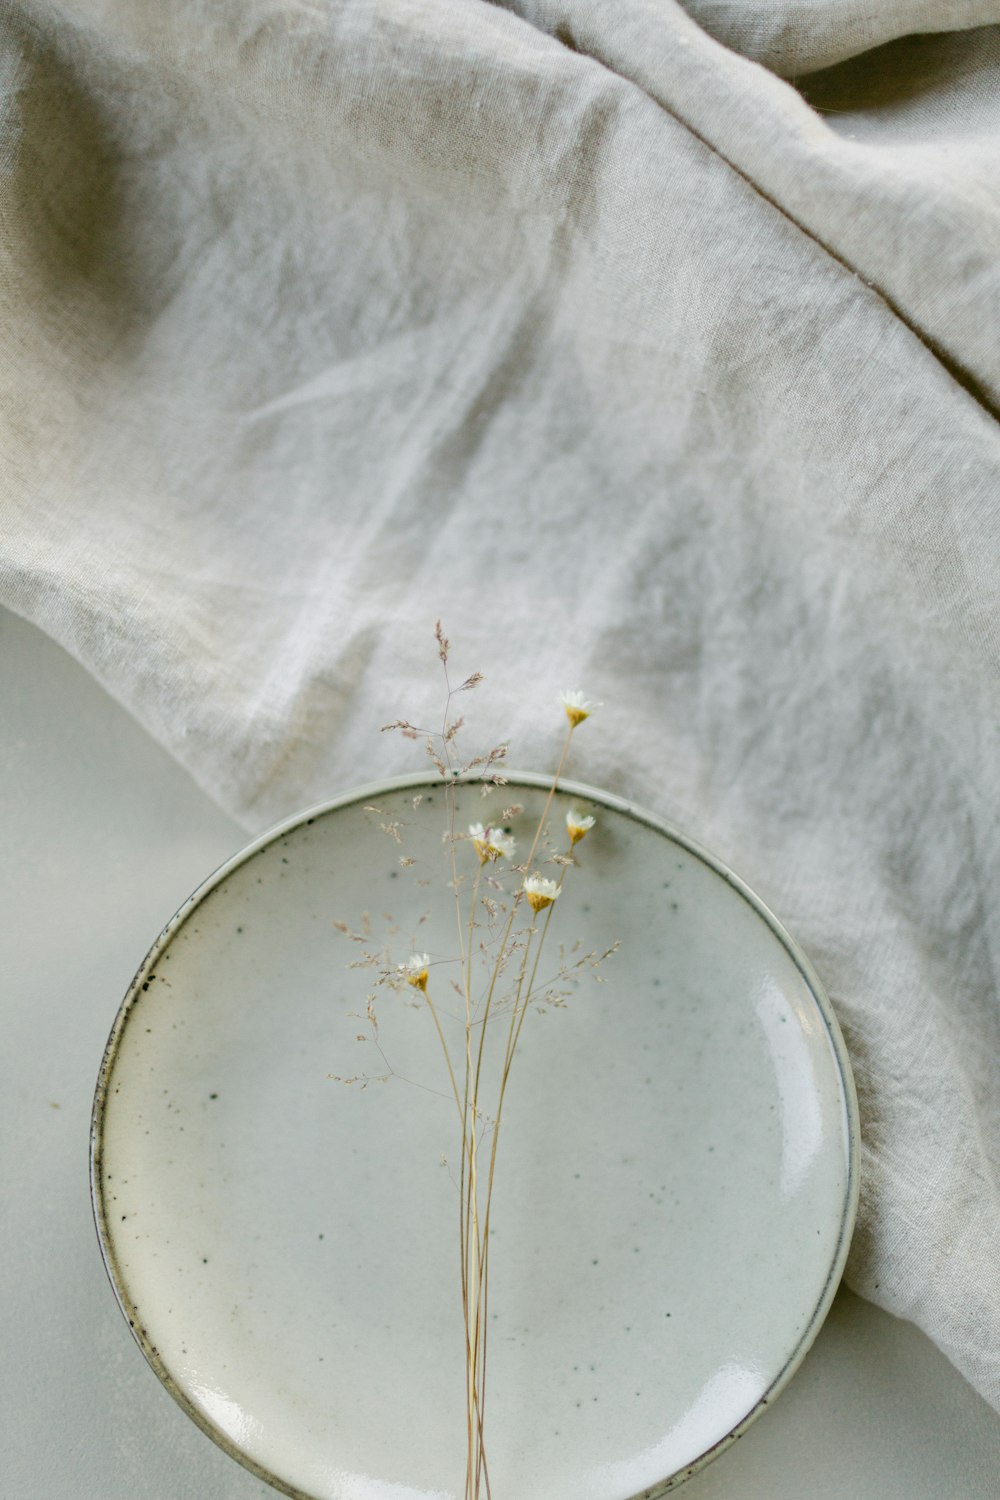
[2,0,1000,1410]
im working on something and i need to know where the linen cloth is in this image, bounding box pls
[2,0,1000,1411]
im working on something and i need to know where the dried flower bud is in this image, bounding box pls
[399,953,430,990]
[523,874,561,912]
[558,690,601,727]
[566,810,596,845]
[469,823,516,864]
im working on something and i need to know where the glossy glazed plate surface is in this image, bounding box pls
[92,774,858,1500]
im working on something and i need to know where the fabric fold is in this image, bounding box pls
[677,0,1000,77]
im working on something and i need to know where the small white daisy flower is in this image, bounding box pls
[523,874,561,913]
[469,822,516,863]
[486,827,516,861]
[558,689,600,728]
[399,953,431,990]
[566,809,596,846]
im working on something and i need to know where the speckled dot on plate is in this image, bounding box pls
[91,773,858,1500]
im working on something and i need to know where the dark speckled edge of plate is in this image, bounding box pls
[90,770,861,1500]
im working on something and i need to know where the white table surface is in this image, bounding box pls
[3,603,999,1499]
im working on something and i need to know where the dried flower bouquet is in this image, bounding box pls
[334,626,616,1499]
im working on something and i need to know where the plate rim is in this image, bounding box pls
[91,771,861,1500]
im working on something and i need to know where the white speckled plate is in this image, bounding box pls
[91,774,858,1500]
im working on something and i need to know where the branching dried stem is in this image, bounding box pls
[334,640,614,1499]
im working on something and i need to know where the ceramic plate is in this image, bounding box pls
[92,774,858,1500]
